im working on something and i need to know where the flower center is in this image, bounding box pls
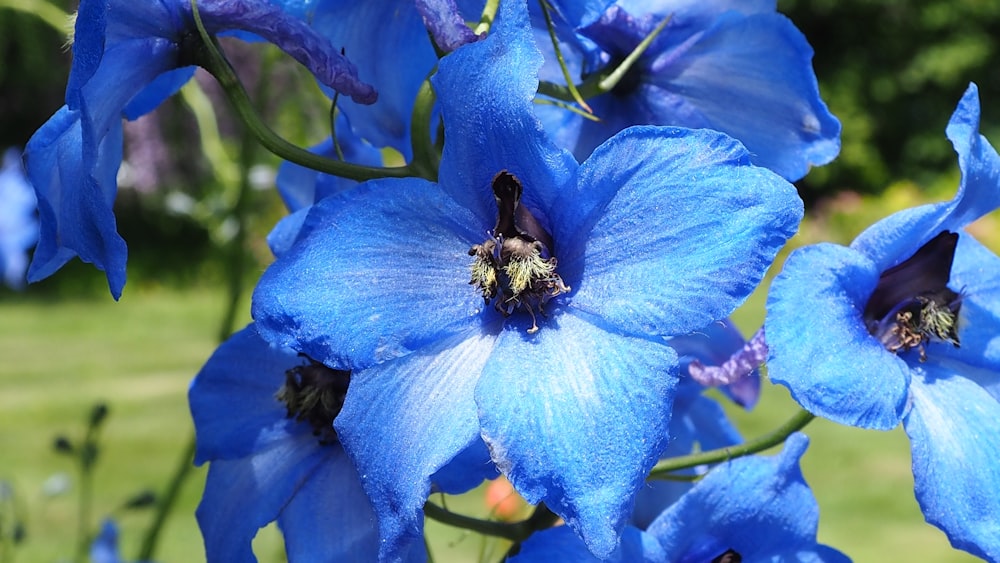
[863,231,962,362]
[275,359,350,445]
[468,171,569,333]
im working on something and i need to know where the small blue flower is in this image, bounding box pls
[510,434,849,563]
[767,83,1000,559]
[90,519,153,563]
[189,325,388,562]
[537,0,840,181]
[252,0,801,558]
[0,149,38,289]
[25,0,375,299]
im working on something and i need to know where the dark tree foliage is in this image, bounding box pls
[781,0,1000,202]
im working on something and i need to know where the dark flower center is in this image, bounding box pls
[468,171,569,333]
[864,230,962,362]
[712,549,742,563]
[275,359,350,445]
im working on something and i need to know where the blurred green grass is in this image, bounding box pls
[1,179,997,562]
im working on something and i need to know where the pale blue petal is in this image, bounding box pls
[477,311,678,558]
[433,0,577,230]
[335,331,498,560]
[562,126,801,338]
[252,178,489,370]
[510,525,667,563]
[904,367,1000,560]
[648,434,848,561]
[278,449,382,563]
[766,243,910,430]
[189,325,298,464]
[196,432,335,563]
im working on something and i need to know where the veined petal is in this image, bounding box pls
[335,331,498,561]
[642,12,840,181]
[477,311,678,557]
[510,525,667,563]
[433,0,576,229]
[196,432,335,563]
[562,126,801,338]
[25,107,127,298]
[278,449,382,563]
[251,178,488,370]
[904,368,1000,560]
[852,84,1000,271]
[647,433,847,561]
[189,325,298,464]
[766,243,910,429]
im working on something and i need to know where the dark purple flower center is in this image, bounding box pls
[468,171,569,333]
[275,359,350,445]
[863,230,962,362]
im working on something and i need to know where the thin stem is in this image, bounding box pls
[136,437,196,561]
[423,501,558,544]
[187,2,413,181]
[537,0,591,113]
[409,75,440,180]
[648,408,816,479]
[474,0,500,35]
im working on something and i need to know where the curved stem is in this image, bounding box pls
[409,75,440,181]
[187,3,412,181]
[648,408,816,479]
[423,500,558,544]
[474,0,500,35]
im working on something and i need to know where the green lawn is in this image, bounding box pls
[0,247,987,563]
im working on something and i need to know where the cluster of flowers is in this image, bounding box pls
[19,0,1000,560]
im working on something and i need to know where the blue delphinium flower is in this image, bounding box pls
[90,519,154,563]
[767,83,1000,560]
[189,324,388,562]
[510,434,849,562]
[537,0,840,181]
[252,0,802,558]
[0,149,38,289]
[25,0,376,299]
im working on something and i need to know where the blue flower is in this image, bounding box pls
[90,519,153,563]
[0,149,38,289]
[251,0,801,558]
[537,0,840,181]
[25,0,376,299]
[189,325,388,562]
[510,434,849,563]
[766,83,1000,559]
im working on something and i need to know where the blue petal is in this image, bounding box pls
[852,83,1000,271]
[476,310,678,557]
[0,149,38,289]
[278,449,382,562]
[308,2,439,156]
[189,325,298,464]
[433,0,577,229]
[25,107,128,298]
[251,178,488,370]
[335,332,498,560]
[196,432,337,562]
[933,233,1000,384]
[510,525,667,563]
[669,318,761,408]
[560,126,801,338]
[766,243,910,430]
[648,433,848,561]
[89,519,122,563]
[904,366,1000,560]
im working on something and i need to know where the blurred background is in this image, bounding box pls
[1,0,999,561]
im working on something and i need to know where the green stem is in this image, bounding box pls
[648,408,816,479]
[73,454,92,563]
[409,76,440,180]
[0,0,68,33]
[187,3,413,182]
[423,501,558,544]
[136,436,196,561]
[474,0,500,35]
[537,0,591,113]
[536,14,672,103]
